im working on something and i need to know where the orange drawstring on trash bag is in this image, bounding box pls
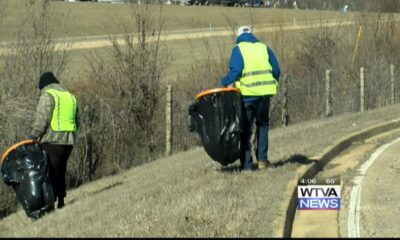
[189,87,243,166]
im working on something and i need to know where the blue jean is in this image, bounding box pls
[241,96,270,170]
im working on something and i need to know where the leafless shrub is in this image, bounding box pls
[0,97,35,217]
[68,0,170,184]
[279,13,400,124]
[171,28,232,151]
[292,19,345,120]
[259,20,300,127]
[354,13,400,110]
[0,0,70,101]
[0,0,71,219]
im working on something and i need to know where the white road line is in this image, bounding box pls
[347,137,400,237]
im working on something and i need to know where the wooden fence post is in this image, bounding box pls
[360,67,365,112]
[281,75,289,126]
[166,85,172,156]
[391,64,395,105]
[325,69,332,117]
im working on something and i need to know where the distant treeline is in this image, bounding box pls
[271,0,400,12]
[58,0,400,12]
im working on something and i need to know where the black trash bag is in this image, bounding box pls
[188,88,243,166]
[1,143,54,219]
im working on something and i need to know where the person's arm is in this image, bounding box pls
[220,46,244,87]
[267,47,281,81]
[29,92,54,140]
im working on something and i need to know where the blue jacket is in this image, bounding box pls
[220,33,280,101]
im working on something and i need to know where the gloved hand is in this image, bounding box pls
[27,135,38,141]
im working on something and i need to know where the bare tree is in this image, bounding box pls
[73,0,171,183]
[0,0,70,101]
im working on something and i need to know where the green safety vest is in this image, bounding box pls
[46,89,77,132]
[235,42,278,96]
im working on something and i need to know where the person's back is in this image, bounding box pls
[220,25,280,94]
[34,82,77,145]
[220,26,280,171]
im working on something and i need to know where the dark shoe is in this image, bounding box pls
[57,198,65,209]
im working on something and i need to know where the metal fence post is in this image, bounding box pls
[391,64,395,105]
[360,67,365,112]
[166,85,172,156]
[281,75,289,126]
[325,69,332,117]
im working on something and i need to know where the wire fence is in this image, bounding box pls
[167,65,398,156]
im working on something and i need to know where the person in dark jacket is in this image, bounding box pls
[220,26,281,171]
[28,71,78,208]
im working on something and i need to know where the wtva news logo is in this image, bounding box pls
[297,185,341,210]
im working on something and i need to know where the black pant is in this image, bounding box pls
[241,96,270,170]
[42,144,73,201]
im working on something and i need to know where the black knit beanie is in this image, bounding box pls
[38,72,59,90]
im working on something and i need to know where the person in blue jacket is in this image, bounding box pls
[220,25,281,171]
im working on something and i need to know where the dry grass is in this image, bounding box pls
[64,20,360,86]
[0,0,346,42]
[0,1,356,86]
[0,0,375,87]
[2,103,400,237]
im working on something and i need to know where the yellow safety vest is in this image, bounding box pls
[46,89,77,132]
[236,42,278,96]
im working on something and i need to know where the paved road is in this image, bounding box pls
[291,129,400,237]
[0,18,357,54]
[347,137,400,238]
[2,14,399,55]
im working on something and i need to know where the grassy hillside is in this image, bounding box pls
[2,103,400,237]
[0,0,367,219]
[1,1,400,236]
